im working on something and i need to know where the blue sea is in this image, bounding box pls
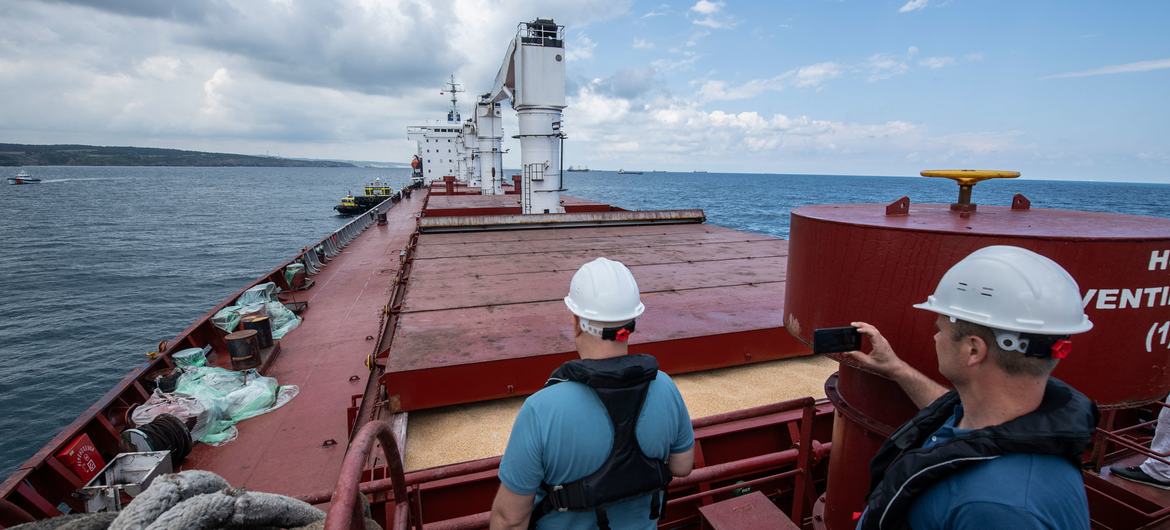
[0,166,1167,477]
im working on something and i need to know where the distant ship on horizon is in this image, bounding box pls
[617,168,644,175]
[566,165,590,172]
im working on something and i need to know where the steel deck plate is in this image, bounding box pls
[384,222,808,411]
[180,191,427,499]
[425,193,611,216]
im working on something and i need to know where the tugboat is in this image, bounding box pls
[354,178,395,209]
[333,179,401,216]
[332,193,363,216]
[6,170,42,184]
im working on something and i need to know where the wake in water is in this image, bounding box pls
[36,177,132,183]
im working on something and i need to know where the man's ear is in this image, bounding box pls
[571,314,582,338]
[965,334,990,367]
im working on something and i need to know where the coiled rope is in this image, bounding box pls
[132,414,192,465]
[7,470,380,530]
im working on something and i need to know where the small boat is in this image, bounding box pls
[355,178,394,208]
[333,193,364,216]
[7,170,41,185]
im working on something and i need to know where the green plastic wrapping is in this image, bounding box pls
[171,366,299,445]
[238,282,278,307]
[173,348,207,368]
[285,263,305,285]
[211,306,241,333]
[266,301,301,339]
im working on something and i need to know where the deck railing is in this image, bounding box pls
[0,186,412,524]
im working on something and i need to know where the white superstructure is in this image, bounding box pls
[407,76,466,184]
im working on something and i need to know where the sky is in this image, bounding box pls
[1,1,1168,183]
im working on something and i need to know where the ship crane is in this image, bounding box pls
[474,94,505,195]
[487,18,566,213]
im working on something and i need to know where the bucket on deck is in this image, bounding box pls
[225,329,261,370]
[242,315,274,349]
[377,211,388,225]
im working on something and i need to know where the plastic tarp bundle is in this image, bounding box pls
[265,301,300,339]
[284,263,305,285]
[133,367,299,446]
[172,347,207,368]
[132,392,217,442]
[209,282,301,338]
[238,283,278,308]
[211,307,240,333]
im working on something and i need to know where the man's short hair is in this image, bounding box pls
[950,320,1058,377]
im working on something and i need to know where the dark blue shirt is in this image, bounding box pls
[906,405,1090,530]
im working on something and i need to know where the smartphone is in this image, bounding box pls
[813,326,862,354]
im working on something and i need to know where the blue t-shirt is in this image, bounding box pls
[498,370,694,529]
[905,405,1090,530]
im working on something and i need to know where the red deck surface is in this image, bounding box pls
[424,193,613,216]
[180,191,427,499]
[383,222,809,411]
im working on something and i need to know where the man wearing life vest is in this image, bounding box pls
[490,257,695,530]
[847,246,1098,530]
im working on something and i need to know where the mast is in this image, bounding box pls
[441,74,464,123]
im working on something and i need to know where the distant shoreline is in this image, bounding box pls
[0,143,355,168]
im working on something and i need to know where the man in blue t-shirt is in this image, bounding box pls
[490,258,695,529]
[845,246,1098,530]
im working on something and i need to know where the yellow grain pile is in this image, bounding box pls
[403,355,840,471]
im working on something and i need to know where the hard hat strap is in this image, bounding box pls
[993,330,1072,359]
[580,319,637,342]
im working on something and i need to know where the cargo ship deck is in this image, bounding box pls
[178,190,427,498]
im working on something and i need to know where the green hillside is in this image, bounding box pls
[0,143,354,167]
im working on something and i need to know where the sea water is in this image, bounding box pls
[0,166,1166,476]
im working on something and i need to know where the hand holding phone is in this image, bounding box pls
[813,326,862,354]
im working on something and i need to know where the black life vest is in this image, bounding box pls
[529,354,674,530]
[859,378,1098,530]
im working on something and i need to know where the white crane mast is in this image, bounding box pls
[475,96,505,195]
[487,19,566,214]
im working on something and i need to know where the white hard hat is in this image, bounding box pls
[564,257,645,323]
[913,245,1093,335]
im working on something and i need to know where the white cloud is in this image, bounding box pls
[793,62,843,88]
[863,53,909,81]
[693,16,732,29]
[651,52,700,72]
[0,0,634,161]
[201,68,231,115]
[691,0,724,15]
[1044,58,1170,79]
[686,30,710,47]
[696,61,841,101]
[689,0,734,29]
[919,56,955,69]
[907,46,920,57]
[899,0,929,13]
[633,38,654,50]
[566,33,597,61]
[137,56,182,81]
[964,52,986,62]
[566,86,632,126]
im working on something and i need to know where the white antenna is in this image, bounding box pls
[440,74,464,123]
